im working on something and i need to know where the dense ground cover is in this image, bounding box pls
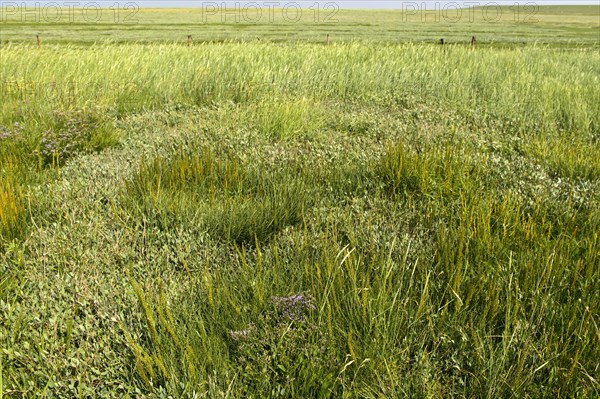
[1,6,599,398]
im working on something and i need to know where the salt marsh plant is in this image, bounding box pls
[0,176,26,246]
[124,147,309,245]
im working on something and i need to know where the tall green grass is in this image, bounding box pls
[2,43,598,134]
[0,175,26,246]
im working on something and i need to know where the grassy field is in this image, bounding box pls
[1,5,599,398]
[1,5,599,46]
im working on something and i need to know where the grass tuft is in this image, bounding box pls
[125,147,310,245]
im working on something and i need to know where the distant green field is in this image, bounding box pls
[1,5,599,399]
[1,5,599,46]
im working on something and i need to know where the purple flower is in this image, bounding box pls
[0,123,22,140]
[270,294,316,322]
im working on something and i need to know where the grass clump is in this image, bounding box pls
[526,134,600,180]
[0,175,26,247]
[37,109,119,166]
[249,97,326,140]
[378,141,486,199]
[0,125,30,245]
[125,147,309,245]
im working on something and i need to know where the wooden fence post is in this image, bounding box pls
[326,33,330,46]
[36,34,41,48]
[471,36,476,50]
[188,35,192,47]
